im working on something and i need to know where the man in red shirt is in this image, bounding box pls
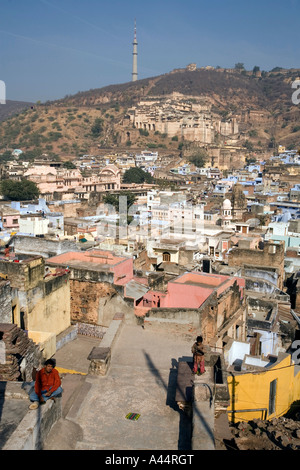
[29,359,63,410]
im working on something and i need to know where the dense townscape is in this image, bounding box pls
[0,52,300,450]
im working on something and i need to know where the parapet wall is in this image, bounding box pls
[12,235,80,258]
[3,392,62,450]
[87,313,125,376]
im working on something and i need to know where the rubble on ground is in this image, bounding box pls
[228,415,300,450]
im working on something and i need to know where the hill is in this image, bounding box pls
[0,67,299,161]
[0,99,35,122]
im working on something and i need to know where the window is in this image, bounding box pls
[163,252,171,262]
[269,379,277,415]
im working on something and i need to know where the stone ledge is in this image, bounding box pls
[56,325,78,351]
[88,347,111,376]
[192,366,216,450]
[87,313,124,376]
[2,397,62,450]
[0,381,31,400]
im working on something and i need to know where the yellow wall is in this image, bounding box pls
[227,355,300,423]
[28,331,56,359]
[28,281,70,336]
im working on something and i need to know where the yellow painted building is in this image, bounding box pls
[0,254,71,359]
[227,353,300,423]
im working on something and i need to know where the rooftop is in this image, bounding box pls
[46,250,134,285]
[173,272,235,288]
[47,250,128,267]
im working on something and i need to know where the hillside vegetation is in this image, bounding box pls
[0,67,299,160]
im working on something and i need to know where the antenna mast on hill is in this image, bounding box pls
[132,19,138,82]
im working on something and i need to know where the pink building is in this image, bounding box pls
[0,206,20,230]
[135,271,245,317]
[46,250,134,286]
[24,164,121,198]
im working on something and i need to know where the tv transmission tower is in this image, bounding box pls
[132,19,138,82]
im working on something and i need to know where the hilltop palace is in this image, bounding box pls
[126,91,239,144]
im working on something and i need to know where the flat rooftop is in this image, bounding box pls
[47,250,128,267]
[46,251,133,281]
[173,272,234,288]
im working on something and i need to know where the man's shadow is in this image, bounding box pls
[144,352,193,450]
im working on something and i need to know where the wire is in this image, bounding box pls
[215,360,296,376]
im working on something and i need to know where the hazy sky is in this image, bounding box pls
[0,0,299,102]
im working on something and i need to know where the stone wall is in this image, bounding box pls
[228,241,285,289]
[217,281,244,332]
[144,307,201,328]
[48,201,83,218]
[0,256,45,291]
[12,235,81,258]
[28,273,71,336]
[70,279,132,328]
[0,281,12,324]
[0,323,42,382]
[70,279,116,326]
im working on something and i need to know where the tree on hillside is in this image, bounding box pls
[235,62,245,71]
[0,179,39,201]
[0,150,13,162]
[103,192,137,212]
[188,150,208,168]
[91,118,103,137]
[18,149,41,161]
[123,167,154,184]
[63,161,76,169]
[103,192,137,224]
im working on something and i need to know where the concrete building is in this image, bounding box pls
[0,251,71,359]
[135,271,246,350]
[226,353,300,423]
[23,164,121,200]
[46,250,135,330]
[18,214,49,237]
[0,206,20,231]
[228,240,285,291]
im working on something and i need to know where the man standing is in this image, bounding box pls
[29,359,62,410]
[191,335,205,375]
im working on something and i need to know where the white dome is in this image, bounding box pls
[223,198,232,209]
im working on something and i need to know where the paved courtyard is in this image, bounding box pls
[45,322,197,450]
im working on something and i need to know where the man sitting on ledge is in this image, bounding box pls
[29,359,63,410]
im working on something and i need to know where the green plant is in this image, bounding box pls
[0,179,39,201]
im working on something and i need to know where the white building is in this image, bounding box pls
[135,151,158,167]
[221,198,233,227]
[18,216,49,237]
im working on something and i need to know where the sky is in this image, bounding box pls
[0,0,299,103]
